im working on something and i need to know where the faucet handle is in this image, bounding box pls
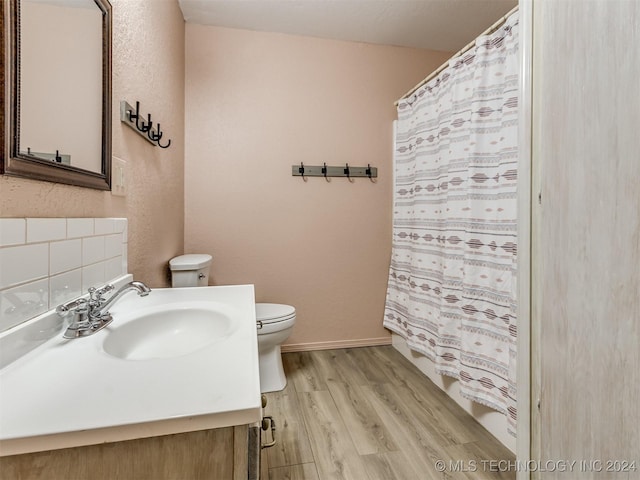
[56,304,72,317]
[75,298,89,314]
[56,297,88,317]
[89,284,114,302]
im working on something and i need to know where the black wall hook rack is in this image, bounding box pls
[120,100,172,149]
[292,163,377,180]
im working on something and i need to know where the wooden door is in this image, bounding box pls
[531,1,640,479]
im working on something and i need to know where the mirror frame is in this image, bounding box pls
[1,0,112,190]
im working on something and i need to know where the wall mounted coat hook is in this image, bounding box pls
[120,100,172,149]
[140,114,152,133]
[148,124,163,142]
[366,163,377,183]
[129,101,152,132]
[344,163,355,183]
[298,162,307,181]
[127,101,140,121]
[291,163,378,180]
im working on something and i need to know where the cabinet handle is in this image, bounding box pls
[261,416,276,449]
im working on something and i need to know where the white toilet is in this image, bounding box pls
[255,303,296,392]
[169,254,296,393]
[169,254,212,287]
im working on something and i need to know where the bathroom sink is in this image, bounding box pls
[1,282,260,456]
[102,302,237,360]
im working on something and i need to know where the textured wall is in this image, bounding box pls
[185,25,451,348]
[111,0,185,287]
[1,0,185,288]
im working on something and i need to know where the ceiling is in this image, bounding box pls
[178,0,518,53]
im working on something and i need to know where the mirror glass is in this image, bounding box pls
[3,0,112,190]
[20,0,102,172]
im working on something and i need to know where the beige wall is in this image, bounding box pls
[185,25,451,348]
[1,0,185,289]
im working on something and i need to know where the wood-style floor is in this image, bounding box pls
[261,346,515,480]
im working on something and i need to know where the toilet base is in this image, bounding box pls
[258,344,287,393]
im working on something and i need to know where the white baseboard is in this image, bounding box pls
[281,336,392,353]
[391,333,516,454]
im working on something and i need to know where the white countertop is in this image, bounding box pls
[0,283,261,456]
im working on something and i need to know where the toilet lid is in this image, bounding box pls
[169,254,212,271]
[256,303,296,324]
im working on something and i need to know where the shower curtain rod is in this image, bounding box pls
[394,5,519,106]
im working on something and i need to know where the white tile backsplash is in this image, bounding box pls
[94,218,115,235]
[0,218,127,332]
[0,279,49,332]
[26,218,67,243]
[0,244,49,289]
[67,218,94,238]
[0,219,26,247]
[122,247,128,275]
[115,218,128,244]
[82,263,106,291]
[82,236,105,265]
[50,239,82,275]
[114,218,127,234]
[104,256,124,281]
[104,234,123,259]
[49,269,82,307]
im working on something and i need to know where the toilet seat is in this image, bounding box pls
[256,303,296,324]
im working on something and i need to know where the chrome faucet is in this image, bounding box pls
[57,281,151,339]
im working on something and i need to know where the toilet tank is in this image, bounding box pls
[169,254,212,287]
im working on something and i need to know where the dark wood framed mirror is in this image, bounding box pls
[1,0,112,190]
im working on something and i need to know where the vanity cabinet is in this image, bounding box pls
[0,424,260,480]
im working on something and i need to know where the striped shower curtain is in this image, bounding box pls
[383,11,519,436]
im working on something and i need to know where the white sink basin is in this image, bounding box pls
[102,302,237,360]
[0,281,261,456]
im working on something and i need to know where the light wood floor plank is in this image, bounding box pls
[263,386,315,468]
[361,451,424,480]
[372,346,452,404]
[313,349,370,386]
[391,381,476,446]
[297,390,372,480]
[434,393,508,447]
[261,446,271,480]
[326,380,398,456]
[372,345,506,446]
[275,347,514,480]
[344,347,396,385]
[269,463,320,480]
[444,441,515,480]
[363,382,454,480]
[283,352,328,392]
